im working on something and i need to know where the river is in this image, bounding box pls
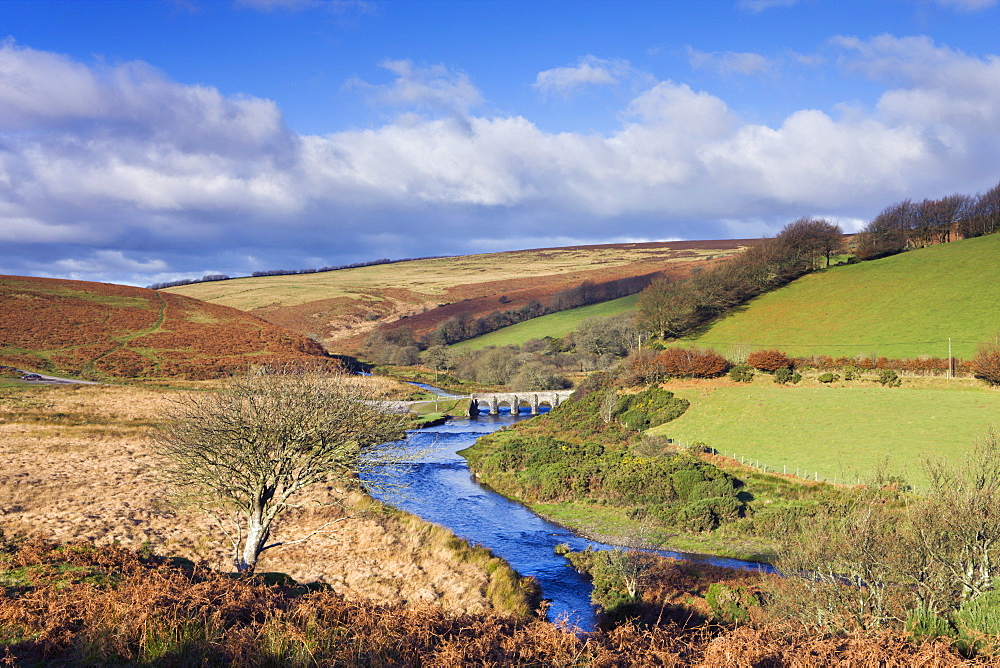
[364,406,773,631]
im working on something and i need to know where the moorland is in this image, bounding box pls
[5,184,1000,664]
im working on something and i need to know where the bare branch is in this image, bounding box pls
[153,364,411,572]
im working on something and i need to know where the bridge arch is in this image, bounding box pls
[469,390,574,416]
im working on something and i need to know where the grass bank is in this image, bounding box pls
[451,294,638,351]
[683,234,1000,360]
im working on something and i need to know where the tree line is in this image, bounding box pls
[635,217,843,340]
[422,273,659,347]
[635,178,1000,343]
[855,180,1000,260]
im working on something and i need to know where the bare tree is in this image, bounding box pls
[961,181,1000,238]
[154,365,410,573]
[776,217,844,269]
[916,430,1000,603]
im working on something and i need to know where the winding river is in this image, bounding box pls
[364,396,773,631]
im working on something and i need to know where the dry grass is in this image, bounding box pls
[1,539,984,666]
[168,242,742,310]
[0,382,529,616]
[167,240,749,351]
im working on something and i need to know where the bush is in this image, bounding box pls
[747,349,793,372]
[728,364,754,383]
[906,607,954,644]
[972,343,1000,386]
[817,372,839,383]
[654,347,729,378]
[876,369,902,387]
[773,367,801,384]
[614,387,689,431]
[706,583,760,624]
[955,589,1000,656]
[842,365,860,381]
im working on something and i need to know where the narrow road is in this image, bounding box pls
[6,368,101,385]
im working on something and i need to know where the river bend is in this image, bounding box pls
[364,410,772,631]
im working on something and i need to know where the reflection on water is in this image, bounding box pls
[364,411,773,631]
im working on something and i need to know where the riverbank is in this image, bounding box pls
[529,502,778,564]
[0,381,537,616]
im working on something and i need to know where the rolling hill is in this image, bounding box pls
[167,240,749,353]
[682,234,1000,361]
[450,294,639,351]
[0,275,335,380]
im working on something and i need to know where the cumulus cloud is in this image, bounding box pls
[686,46,773,77]
[533,55,638,97]
[2,36,1000,284]
[833,34,1000,149]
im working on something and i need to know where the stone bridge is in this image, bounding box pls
[468,390,574,416]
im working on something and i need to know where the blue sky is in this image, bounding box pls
[2,0,1000,285]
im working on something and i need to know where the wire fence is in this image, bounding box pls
[667,439,865,486]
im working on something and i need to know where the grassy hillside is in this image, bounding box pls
[648,377,1000,488]
[451,294,638,351]
[682,234,1000,360]
[0,275,333,380]
[168,240,746,352]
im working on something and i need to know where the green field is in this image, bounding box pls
[450,294,638,350]
[647,379,1000,489]
[683,234,1000,360]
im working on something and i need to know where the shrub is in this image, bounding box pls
[972,343,1000,386]
[614,387,689,431]
[817,372,839,383]
[747,349,793,372]
[706,583,760,624]
[955,589,1000,656]
[842,365,860,381]
[728,364,754,383]
[773,367,801,384]
[905,608,954,644]
[654,347,729,378]
[876,369,902,387]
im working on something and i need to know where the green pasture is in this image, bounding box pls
[682,234,1000,360]
[647,379,1000,489]
[450,294,638,351]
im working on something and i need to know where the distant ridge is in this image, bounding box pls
[168,238,750,353]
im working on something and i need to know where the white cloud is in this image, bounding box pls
[2,37,1000,284]
[533,55,637,97]
[686,46,773,76]
[349,60,483,116]
[833,34,1000,148]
